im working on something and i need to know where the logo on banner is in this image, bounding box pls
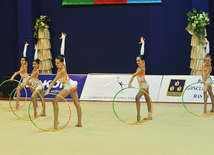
[15,74,87,99]
[117,77,126,89]
[166,79,186,97]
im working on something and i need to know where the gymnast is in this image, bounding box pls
[128,37,152,122]
[10,42,34,109]
[201,54,214,114]
[45,33,82,129]
[22,44,46,117]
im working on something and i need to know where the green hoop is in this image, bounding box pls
[112,87,154,125]
[28,93,72,132]
[0,79,27,111]
[9,85,45,121]
[182,82,214,117]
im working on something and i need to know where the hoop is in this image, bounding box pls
[28,93,72,132]
[9,85,45,121]
[112,87,154,125]
[0,79,27,111]
[182,82,214,117]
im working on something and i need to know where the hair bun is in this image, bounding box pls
[23,56,28,61]
[34,59,40,64]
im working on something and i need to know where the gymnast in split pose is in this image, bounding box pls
[201,54,214,114]
[22,44,46,117]
[128,37,152,122]
[10,42,34,109]
[45,33,82,129]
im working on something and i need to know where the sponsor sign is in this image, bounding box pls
[80,74,163,102]
[14,74,87,99]
[158,75,214,103]
[166,79,186,97]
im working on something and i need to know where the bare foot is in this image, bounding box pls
[137,116,141,122]
[41,113,46,117]
[75,124,82,127]
[54,121,59,129]
[208,109,214,112]
[16,103,19,109]
[143,117,152,120]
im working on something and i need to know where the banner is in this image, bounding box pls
[15,74,213,103]
[62,0,162,5]
[14,74,87,99]
[157,75,214,103]
[80,74,163,101]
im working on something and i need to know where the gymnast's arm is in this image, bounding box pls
[45,69,65,95]
[202,67,212,83]
[24,70,39,85]
[128,68,144,88]
[10,67,26,81]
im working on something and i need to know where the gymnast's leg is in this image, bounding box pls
[143,89,152,120]
[15,86,24,109]
[207,85,214,112]
[70,89,82,127]
[52,89,69,129]
[135,90,144,122]
[203,84,209,114]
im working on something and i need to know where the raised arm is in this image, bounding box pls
[34,44,38,60]
[60,32,67,55]
[139,37,145,55]
[59,32,67,64]
[205,38,210,54]
[23,42,29,57]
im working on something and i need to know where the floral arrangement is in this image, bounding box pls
[33,15,51,38]
[185,8,210,45]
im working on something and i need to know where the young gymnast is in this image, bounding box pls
[10,42,34,109]
[201,54,214,114]
[45,33,82,129]
[128,37,152,122]
[22,44,46,117]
